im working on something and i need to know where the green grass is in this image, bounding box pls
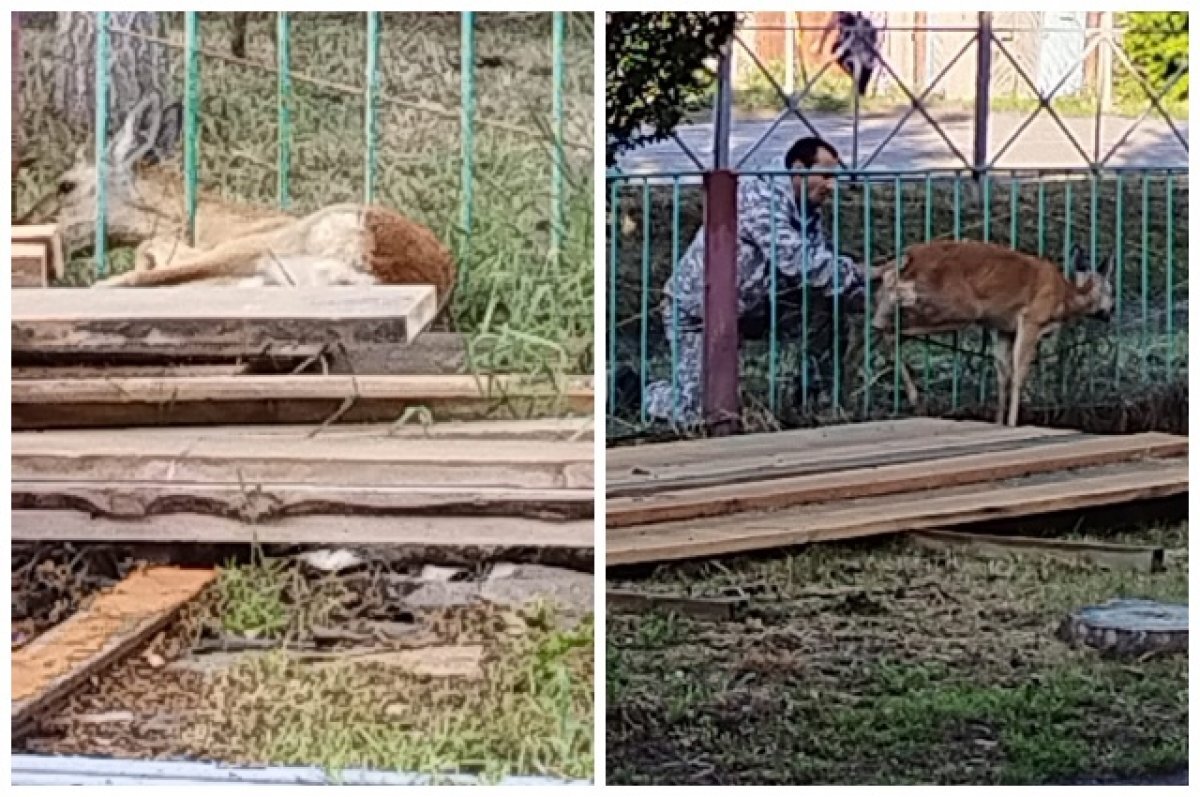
[15,12,593,379]
[607,520,1189,785]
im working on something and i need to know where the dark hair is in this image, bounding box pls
[785,137,838,170]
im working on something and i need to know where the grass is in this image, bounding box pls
[15,12,594,379]
[606,173,1188,434]
[606,519,1188,785]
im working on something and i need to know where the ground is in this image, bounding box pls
[606,517,1188,785]
[14,548,594,782]
[15,12,594,377]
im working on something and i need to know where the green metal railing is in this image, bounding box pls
[87,12,573,286]
[607,166,1188,430]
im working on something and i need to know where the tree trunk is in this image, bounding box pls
[51,12,169,132]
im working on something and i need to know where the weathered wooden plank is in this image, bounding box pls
[908,528,1166,572]
[606,589,744,621]
[11,285,438,358]
[11,374,595,428]
[607,433,1187,528]
[12,223,64,282]
[11,510,595,547]
[12,567,216,727]
[14,482,593,522]
[608,427,1086,497]
[607,459,1188,565]
[12,242,49,287]
[12,427,595,489]
[12,363,255,380]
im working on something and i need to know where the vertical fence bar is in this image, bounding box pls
[831,178,842,410]
[921,174,932,391]
[607,179,620,416]
[363,12,380,205]
[460,12,476,240]
[973,13,992,176]
[1165,173,1174,375]
[183,12,200,247]
[799,181,810,409]
[1062,181,1073,273]
[1113,173,1124,384]
[1036,174,1046,257]
[978,173,991,405]
[704,44,738,432]
[276,12,291,210]
[892,177,902,415]
[93,12,111,278]
[950,174,962,408]
[1088,173,1098,392]
[1140,173,1149,382]
[639,179,651,426]
[861,179,872,417]
[12,13,21,183]
[671,178,681,419]
[550,12,566,262]
[768,180,779,415]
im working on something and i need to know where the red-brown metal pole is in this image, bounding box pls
[702,168,739,433]
[12,12,21,179]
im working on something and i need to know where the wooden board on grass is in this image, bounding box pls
[607,458,1188,565]
[608,433,1187,528]
[11,285,437,359]
[12,567,215,728]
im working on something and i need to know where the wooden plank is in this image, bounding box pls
[11,285,438,359]
[12,223,64,281]
[14,482,593,522]
[11,374,594,429]
[12,433,594,490]
[608,433,1187,528]
[908,528,1166,572]
[12,241,49,287]
[324,331,593,376]
[608,427,1086,497]
[12,566,216,727]
[14,417,593,442]
[11,511,595,547]
[607,589,744,621]
[12,363,254,380]
[607,459,1188,565]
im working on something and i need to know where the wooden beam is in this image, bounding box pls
[11,285,438,359]
[12,566,216,727]
[607,589,744,621]
[11,510,595,547]
[14,482,593,522]
[909,528,1166,572]
[608,433,1187,528]
[12,224,65,281]
[12,374,594,428]
[12,427,594,489]
[607,459,1188,565]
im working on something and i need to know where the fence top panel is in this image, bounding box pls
[614,113,1189,179]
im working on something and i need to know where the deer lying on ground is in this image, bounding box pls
[866,240,1115,427]
[20,92,456,302]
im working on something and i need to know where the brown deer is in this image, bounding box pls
[866,240,1115,427]
[20,92,456,302]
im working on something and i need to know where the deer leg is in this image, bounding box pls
[97,234,278,287]
[993,331,1014,425]
[1007,318,1040,427]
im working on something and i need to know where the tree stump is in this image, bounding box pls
[1057,599,1188,657]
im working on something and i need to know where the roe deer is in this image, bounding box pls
[20,92,456,303]
[867,240,1115,427]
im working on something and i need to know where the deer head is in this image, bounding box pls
[1069,245,1116,322]
[22,92,183,258]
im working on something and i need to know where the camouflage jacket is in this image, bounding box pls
[665,169,859,316]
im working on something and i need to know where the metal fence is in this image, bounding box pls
[606,13,1188,437]
[14,11,588,285]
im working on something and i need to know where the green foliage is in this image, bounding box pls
[1117,12,1189,105]
[605,12,737,165]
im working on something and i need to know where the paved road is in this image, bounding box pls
[614,110,1188,177]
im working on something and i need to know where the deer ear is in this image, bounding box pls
[1069,244,1087,274]
[107,93,163,168]
[1097,252,1116,278]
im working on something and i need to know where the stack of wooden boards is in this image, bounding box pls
[12,225,65,287]
[12,286,595,549]
[607,419,1187,566]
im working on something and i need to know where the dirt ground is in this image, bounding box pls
[606,516,1188,786]
[15,549,594,782]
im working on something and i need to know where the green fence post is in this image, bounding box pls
[769,179,779,415]
[1113,173,1124,385]
[831,178,842,411]
[950,174,962,409]
[608,179,620,415]
[671,178,681,417]
[363,12,380,205]
[93,11,110,278]
[184,12,200,247]
[550,12,566,263]
[1140,173,1149,382]
[460,12,476,240]
[276,12,291,210]
[1165,174,1174,376]
[893,176,902,415]
[861,179,873,418]
[639,179,651,426]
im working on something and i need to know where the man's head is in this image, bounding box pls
[785,137,839,208]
